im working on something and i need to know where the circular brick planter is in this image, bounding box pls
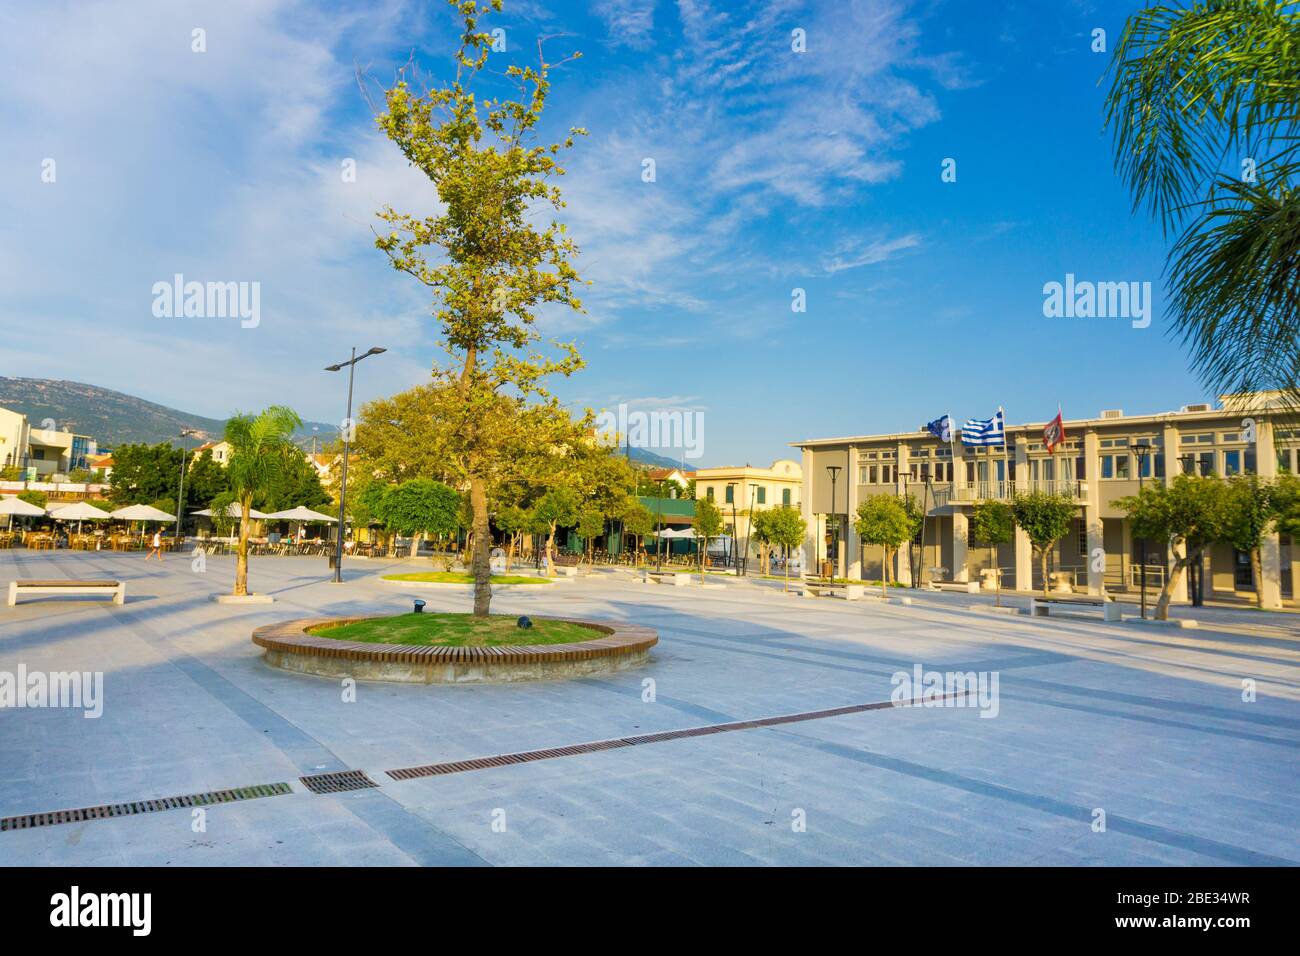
[251,616,657,684]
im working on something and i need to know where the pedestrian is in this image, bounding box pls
[145,527,164,561]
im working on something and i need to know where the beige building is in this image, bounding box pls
[793,393,1297,607]
[694,459,803,563]
[0,405,98,478]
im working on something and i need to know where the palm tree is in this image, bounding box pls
[1105,0,1300,404]
[224,406,302,596]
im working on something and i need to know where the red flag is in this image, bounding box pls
[1044,411,1066,453]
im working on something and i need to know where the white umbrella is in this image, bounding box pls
[0,496,46,516]
[110,504,177,522]
[192,503,270,519]
[264,506,337,522]
[49,502,112,521]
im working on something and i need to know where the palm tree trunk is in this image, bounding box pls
[469,475,491,617]
[234,495,252,596]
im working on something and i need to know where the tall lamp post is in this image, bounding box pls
[174,427,200,545]
[727,482,737,571]
[826,465,841,578]
[1134,441,1152,620]
[325,346,386,583]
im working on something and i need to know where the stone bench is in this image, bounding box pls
[930,580,980,594]
[800,579,863,601]
[7,580,125,606]
[1030,594,1121,622]
[642,569,690,587]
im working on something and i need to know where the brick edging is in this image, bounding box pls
[251,616,658,666]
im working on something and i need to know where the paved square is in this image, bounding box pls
[2,550,1297,866]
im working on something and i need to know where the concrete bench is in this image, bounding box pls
[7,579,125,606]
[1031,594,1121,622]
[930,580,980,594]
[642,570,690,587]
[800,579,863,601]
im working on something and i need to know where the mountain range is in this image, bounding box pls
[0,377,699,468]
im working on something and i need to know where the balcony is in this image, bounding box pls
[929,479,1088,507]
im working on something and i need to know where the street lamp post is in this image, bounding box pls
[325,346,386,583]
[174,427,200,546]
[826,465,841,578]
[727,482,737,572]
[1134,441,1152,620]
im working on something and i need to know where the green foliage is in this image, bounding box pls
[108,443,182,504]
[1221,473,1277,552]
[17,489,47,508]
[223,405,303,595]
[971,500,1015,546]
[763,506,807,551]
[1105,0,1300,400]
[379,479,461,538]
[209,490,237,537]
[621,502,654,539]
[67,468,94,483]
[1011,492,1076,551]
[1275,473,1300,538]
[253,450,329,513]
[1117,475,1228,555]
[692,495,724,539]
[0,465,22,480]
[533,486,580,534]
[576,507,605,540]
[854,495,913,550]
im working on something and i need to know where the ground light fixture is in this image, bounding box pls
[324,346,386,583]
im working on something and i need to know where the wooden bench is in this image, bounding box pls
[7,579,125,606]
[800,577,863,600]
[1030,594,1120,622]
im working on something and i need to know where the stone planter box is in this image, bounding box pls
[252,616,657,684]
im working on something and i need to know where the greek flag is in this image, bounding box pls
[961,408,1005,446]
[925,414,952,442]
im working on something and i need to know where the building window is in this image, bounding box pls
[723,485,733,504]
[756,487,766,505]
[706,487,714,500]
[1279,449,1294,473]
[1077,520,1087,556]
[858,466,869,483]
[782,488,791,506]
[1100,454,1131,479]
[1224,449,1242,476]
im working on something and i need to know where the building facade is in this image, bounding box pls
[0,405,98,478]
[694,459,803,561]
[793,393,1296,607]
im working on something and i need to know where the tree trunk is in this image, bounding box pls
[1251,547,1264,608]
[881,546,889,599]
[1156,557,1190,621]
[546,525,556,575]
[469,475,491,616]
[1039,549,1050,596]
[410,532,422,559]
[234,494,252,596]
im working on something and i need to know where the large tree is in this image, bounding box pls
[971,499,1015,606]
[107,443,183,505]
[855,495,913,598]
[223,406,303,597]
[371,0,586,615]
[1011,492,1077,596]
[1105,0,1300,403]
[379,478,462,557]
[1222,473,1278,607]
[764,505,807,592]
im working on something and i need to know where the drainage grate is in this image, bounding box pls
[387,692,967,782]
[299,769,379,794]
[0,782,292,832]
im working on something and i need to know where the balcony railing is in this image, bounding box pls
[929,479,1088,506]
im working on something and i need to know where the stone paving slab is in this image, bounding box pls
[1,551,1297,865]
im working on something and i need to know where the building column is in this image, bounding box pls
[1013,436,1032,590]
[847,445,861,580]
[801,447,815,574]
[894,441,912,585]
[1162,423,1189,602]
[1083,430,1104,595]
[1256,419,1283,608]
[951,509,969,582]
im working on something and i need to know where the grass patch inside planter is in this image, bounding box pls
[382,572,549,585]
[307,613,599,647]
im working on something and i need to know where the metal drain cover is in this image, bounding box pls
[299,769,378,794]
[0,782,292,832]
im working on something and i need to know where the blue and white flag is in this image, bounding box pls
[925,414,952,442]
[961,408,1005,446]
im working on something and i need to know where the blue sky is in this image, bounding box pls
[0,0,1203,466]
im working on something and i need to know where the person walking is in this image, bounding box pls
[145,527,164,561]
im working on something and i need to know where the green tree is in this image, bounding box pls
[223,406,303,597]
[255,450,329,513]
[495,503,528,570]
[208,490,238,538]
[108,443,182,505]
[1118,474,1229,619]
[1275,473,1300,538]
[751,508,774,576]
[533,486,580,573]
[1222,474,1278,607]
[621,501,654,564]
[1011,492,1077,596]
[971,500,1015,607]
[372,0,587,615]
[183,449,229,512]
[855,495,913,597]
[691,495,724,575]
[17,489,47,509]
[379,478,461,557]
[1105,0,1300,402]
[576,507,604,568]
[765,505,807,592]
